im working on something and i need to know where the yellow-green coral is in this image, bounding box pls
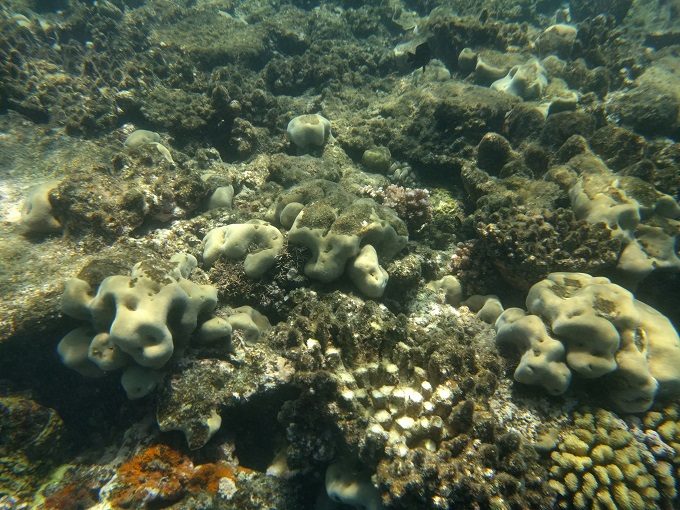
[549,409,660,510]
[642,403,680,499]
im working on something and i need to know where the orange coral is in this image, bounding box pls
[43,483,95,510]
[109,444,237,508]
[190,463,236,494]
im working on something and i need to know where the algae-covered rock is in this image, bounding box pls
[534,24,577,58]
[461,160,562,213]
[272,289,552,509]
[361,146,391,173]
[150,6,268,69]
[540,111,596,150]
[50,142,210,241]
[475,206,620,290]
[156,346,293,449]
[569,0,632,23]
[607,60,680,138]
[140,86,214,134]
[342,80,519,175]
[476,132,515,175]
[0,395,65,501]
[589,125,646,171]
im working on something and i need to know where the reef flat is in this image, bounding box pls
[0,0,679,509]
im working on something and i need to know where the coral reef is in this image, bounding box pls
[202,220,285,278]
[287,114,332,152]
[271,289,554,508]
[156,339,292,450]
[0,0,679,508]
[20,180,62,234]
[567,153,680,285]
[475,206,621,290]
[360,184,432,233]
[491,58,548,100]
[107,444,237,508]
[274,179,408,296]
[49,135,211,242]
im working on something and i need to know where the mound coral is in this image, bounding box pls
[202,220,284,278]
[275,179,408,298]
[568,153,680,284]
[495,272,680,412]
[58,256,218,399]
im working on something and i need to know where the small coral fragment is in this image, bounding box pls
[20,180,62,234]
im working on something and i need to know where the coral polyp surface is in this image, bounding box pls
[549,409,666,510]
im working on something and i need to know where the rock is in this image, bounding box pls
[608,65,680,138]
[535,24,577,58]
[569,0,632,23]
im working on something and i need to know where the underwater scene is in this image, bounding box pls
[1,0,680,508]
